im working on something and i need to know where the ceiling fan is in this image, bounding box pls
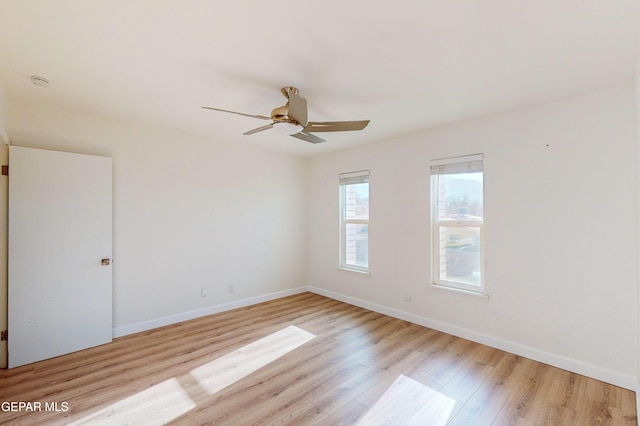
[202,87,369,144]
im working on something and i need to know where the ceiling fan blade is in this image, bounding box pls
[243,123,274,135]
[201,106,271,121]
[303,120,370,132]
[288,92,308,126]
[291,132,325,144]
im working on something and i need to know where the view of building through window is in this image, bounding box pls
[431,156,483,291]
[340,171,369,272]
[344,182,369,267]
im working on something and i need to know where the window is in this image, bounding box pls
[430,155,484,293]
[339,170,369,273]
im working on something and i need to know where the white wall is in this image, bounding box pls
[0,76,7,135]
[309,85,638,389]
[5,103,309,335]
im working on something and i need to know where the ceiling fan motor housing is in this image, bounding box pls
[271,104,294,122]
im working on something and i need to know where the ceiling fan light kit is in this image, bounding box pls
[273,122,304,135]
[202,87,369,144]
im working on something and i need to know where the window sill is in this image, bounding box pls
[338,267,371,277]
[429,283,489,300]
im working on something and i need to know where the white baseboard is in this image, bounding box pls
[308,286,637,391]
[112,285,636,392]
[112,287,308,338]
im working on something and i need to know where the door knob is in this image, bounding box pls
[101,258,111,265]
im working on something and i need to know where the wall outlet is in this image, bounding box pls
[228,284,236,293]
[404,292,412,302]
[201,287,208,297]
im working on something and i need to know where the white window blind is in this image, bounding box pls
[339,170,369,185]
[430,154,483,175]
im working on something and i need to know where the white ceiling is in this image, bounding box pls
[0,1,638,156]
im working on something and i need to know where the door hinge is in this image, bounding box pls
[1,165,7,176]
[0,330,7,341]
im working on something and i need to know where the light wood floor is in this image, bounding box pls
[0,292,636,425]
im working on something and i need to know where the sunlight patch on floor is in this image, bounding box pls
[69,377,196,425]
[357,375,456,425]
[190,325,316,395]
[70,325,315,425]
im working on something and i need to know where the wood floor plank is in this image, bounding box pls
[0,292,636,425]
[316,399,368,426]
[447,353,517,425]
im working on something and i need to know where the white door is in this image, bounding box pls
[8,146,112,368]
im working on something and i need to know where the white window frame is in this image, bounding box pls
[339,170,370,274]
[430,155,484,294]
